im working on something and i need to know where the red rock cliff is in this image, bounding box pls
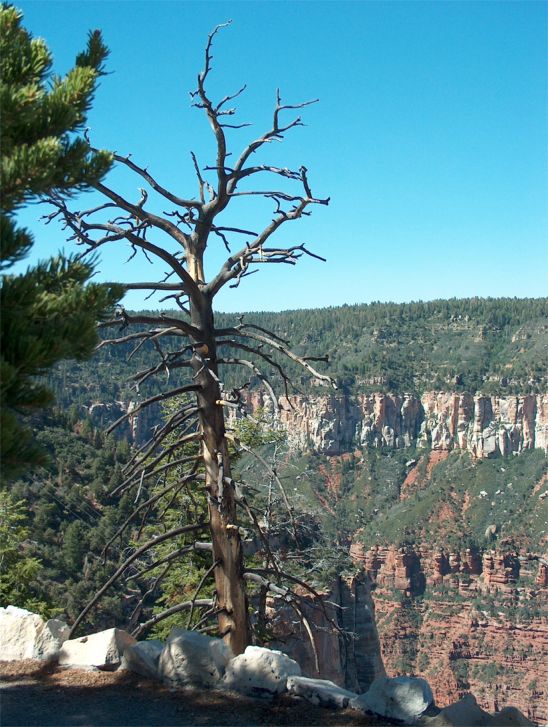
[350,543,548,724]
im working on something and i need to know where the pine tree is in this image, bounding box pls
[0,5,122,478]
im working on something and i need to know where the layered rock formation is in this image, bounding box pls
[268,549,547,723]
[349,544,548,724]
[241,390,548,458]
[84,389,548,459]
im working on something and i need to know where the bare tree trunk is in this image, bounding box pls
[52,22,333,649]
[190,291,250,654]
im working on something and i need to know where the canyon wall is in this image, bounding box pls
[84,390,548,459]
[351,544,548,724]
[242,390,548,458]
[269,550,547,724]
[266,574,386,693]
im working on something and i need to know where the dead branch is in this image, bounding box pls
[110,454,201,498]
[216,339,294,401]
[134,541,212,579]
[247,566,343,638]
[123,414,199,480]
[130,353,193,388]
[102,468,202,559]
[237,492,280,574]
[289,600,319,674]
[93,181,189,248]
[122,432,201,485]
[127,562,171,633]
[217,327,336,388]
[225,433,299,544]
[96,326,184,352]
[229,90,319,184]
[99,312,197,338]
[111,152,202,210]
[105,384,201,434]
[218,358,280,416]
[129,404,198,465]
[132,599,215,638]
[186,559,220,628]
[69,522,208,638]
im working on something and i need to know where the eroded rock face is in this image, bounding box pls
[299,545,548,724]
[237,390,548,457]
[90,389,547,457]
[352,545,536,596]
[354,546,548,724]
[265,574,385,694]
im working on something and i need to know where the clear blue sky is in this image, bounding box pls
[15,0,548,312]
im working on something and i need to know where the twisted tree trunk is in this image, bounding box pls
[52,22,332,653]
[190,290,250,654]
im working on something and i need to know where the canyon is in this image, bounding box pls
[82,389,547,722]
[269,547,547,724]
[241,389,547,723]
[86,390,548,459]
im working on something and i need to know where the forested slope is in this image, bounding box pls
[47,298,547,415]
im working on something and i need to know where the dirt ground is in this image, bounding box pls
[0,660,391,727]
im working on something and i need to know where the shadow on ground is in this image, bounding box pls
[0,661,390,727]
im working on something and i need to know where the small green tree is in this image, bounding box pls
[0,4,122,478]
[0,489,48,613]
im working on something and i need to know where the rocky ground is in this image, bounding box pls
[0,660,392,727]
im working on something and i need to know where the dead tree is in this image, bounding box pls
[47,22,334,655]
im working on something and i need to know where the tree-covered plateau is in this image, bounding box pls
[46,297,547,414]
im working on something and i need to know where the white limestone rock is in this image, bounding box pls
[419,694,490,726]
[287,675,357,709]
[158,629,232,688]
[122,639,164,680]
[0,606,69,661]
[58,628,136,671]
[223,645,301,698]
[351,675,433,724]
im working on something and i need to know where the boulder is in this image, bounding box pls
[351,675,433,724]
[158,629,232,688]
[223,645,301,698]
[0,606,69,661]
[122,639,164,680]
[488,707,535,726]
[58,628,136,670]
[287,675,357,709]
[420,694,490,726]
